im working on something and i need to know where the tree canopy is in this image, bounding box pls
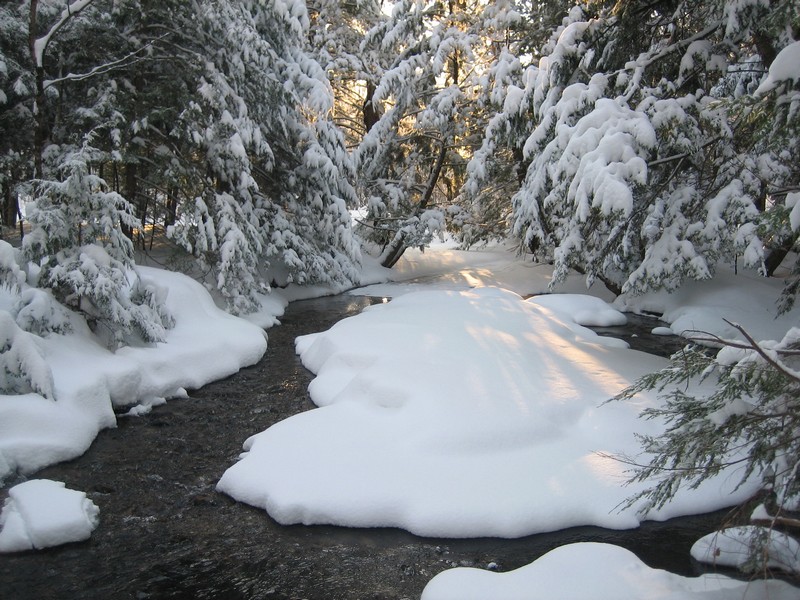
[0,0,797,325]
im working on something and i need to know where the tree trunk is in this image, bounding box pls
[1,177,20,230]
[380,141,448,269]
[764,231,799,276]
[362,82,379,133]
[165,186,178,227]
[29,0,46,179]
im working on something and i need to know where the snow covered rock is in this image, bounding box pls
[0,479,99,552]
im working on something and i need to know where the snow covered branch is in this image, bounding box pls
[32,0,96,68]
[42,35,169,90]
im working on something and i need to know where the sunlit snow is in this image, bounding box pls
[2,241,799,586]
[217,284,758,537]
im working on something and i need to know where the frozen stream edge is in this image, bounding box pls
[0,294,735,599]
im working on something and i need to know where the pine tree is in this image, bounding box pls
[466,0,799,295]
[350,0,521,266]
[614,322,800,574]
[159,0,361,309]
[22,145,173,345]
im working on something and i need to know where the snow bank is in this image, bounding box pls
[421,542,800,600]
[0,479,98,552]
[616,266,800,344]
[217,287,755,537]
[527,293,627,327]
[0,267,270,482]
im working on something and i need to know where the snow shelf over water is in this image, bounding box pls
[217,287,758,538]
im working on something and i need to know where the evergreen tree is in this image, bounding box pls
[614,322,800,574]
[459,0,572,247]
[2,0,363,320]
[159,0,361,310]
[6,0,175,345]
[22,144,173,345]
[351,0,521,266]
[466,0,799,295]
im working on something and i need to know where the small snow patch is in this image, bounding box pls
[0,479,99,552]
[691,526,800,574]
[650,326,674,336]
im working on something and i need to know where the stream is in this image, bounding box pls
[0,293,733,599]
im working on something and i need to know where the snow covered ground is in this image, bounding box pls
[217,263,797,537]
[0,266,272,484]
[218,285,746,536]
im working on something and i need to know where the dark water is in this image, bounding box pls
[0,295,734,599]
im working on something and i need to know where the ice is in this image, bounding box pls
[0,479,99,552]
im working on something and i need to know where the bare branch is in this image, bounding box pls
[42,36,167,89]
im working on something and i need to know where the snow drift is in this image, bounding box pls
[217,287,757,537]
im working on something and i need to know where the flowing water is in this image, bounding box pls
[0,294,734,599]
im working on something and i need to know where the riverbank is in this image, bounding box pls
[0,294,740,599]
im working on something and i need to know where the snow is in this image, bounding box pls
[615,265,800,344]
[528,293,627,327]
[755,41,800,95]
[0,479,98,552]
[3,238,799,600]
[353,241,618,302]
[0,267,271,483]
[33,0,96,68]
[421,542,800,600]
[652,326,675,336]
[691,526,800,575]
[788,191,800,232]
[216,284,755,537]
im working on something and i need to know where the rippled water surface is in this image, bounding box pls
[0,294,731,599]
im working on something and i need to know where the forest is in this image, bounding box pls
[1,0,797,330]
[1,0,800,588]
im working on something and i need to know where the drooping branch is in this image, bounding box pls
[42,35,168,90]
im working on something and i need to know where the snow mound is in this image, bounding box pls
[527,293,627,328]
[421,542,800,600]
[691,526,800,574]
[0,479,99,552]
[217,287,756,537]
[0,267,270,481]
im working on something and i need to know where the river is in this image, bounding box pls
[0,293,733,599]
